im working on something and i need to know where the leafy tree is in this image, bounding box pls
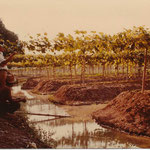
[133,26,150,92]
[0,19,23,56]
[75,30,95,84]
[26,32,51,53]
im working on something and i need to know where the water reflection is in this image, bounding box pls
[14,86,150,149]
[32,119,139,149]
[22,100,146,149]
[21,99,68,123]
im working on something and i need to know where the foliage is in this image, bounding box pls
[0,19,24,56]
[9,26,150,89]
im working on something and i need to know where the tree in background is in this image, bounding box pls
[0,19,23,56]
[133,26,150,93]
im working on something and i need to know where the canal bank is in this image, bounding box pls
[11,85,150,149]
[0,86,51,149]
[0,112,50,148]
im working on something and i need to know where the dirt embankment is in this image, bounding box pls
[32,80,68,94]
[22,77,68,94]
[22,77,39,90]
[92,90,150,137]
[21,77,144,105]
[22,77,150,107]
[0,81,51,149]
[0,114,50,148]
[50,83,141,105]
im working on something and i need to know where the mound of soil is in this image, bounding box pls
[52,83,141,105]
[22,78,39,90]
[92,90,150,137]
[32,80,68,94]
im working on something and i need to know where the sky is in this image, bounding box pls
[0,0,150,41]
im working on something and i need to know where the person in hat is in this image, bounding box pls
[0,45,16,87]
[0,45,20,114]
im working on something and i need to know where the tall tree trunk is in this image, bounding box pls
[126,60,129,80]
[53,66,56,79]
[82,57,86,84]
[102,63,105,77]
[109,64,112,75]
[134,64,137,77]
[63,66,65,75]
[88,65,91,75]
[107,64,110,76]
[122,62,125,76]
[80,56,86,85]
[98,64,101,74]
[69,64,73,84]
[46,67,50,79]
[92,65,94,75]
[138,65,141,77]
[142,48,148,93]
[96,65,99,74]
[130,63,133,77]
[49,67,52,76]
[117,63,119,77]
[74,65,77,78]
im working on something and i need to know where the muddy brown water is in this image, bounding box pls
[12,86,150,149]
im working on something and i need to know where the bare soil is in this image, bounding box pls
[22,77,68,94]
[0,83,50,149]
[22,77,149,106]
[21,77,40,90]
[22,77,144,95]
[0,113,50,148]
[32,79,67,94]
[20,77,150,139]
[92,90,150,137]
[50,83,141,105]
